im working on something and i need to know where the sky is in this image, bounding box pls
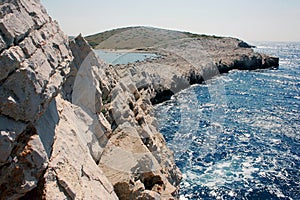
[41,0,300,42]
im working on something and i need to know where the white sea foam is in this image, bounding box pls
[256,46,274,49]
[294,96,300,99]
[179,195,189,200]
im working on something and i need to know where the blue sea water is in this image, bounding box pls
[155,42,300,200]
[94,50,158,65]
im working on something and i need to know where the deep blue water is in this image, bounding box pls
[155,42,300,200]
[94,50,158,65]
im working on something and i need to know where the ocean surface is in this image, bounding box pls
[155,42,300,200]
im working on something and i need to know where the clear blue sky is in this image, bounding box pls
[41,0,300,42]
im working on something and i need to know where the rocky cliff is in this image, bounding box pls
[0,1,279,200]
[0,0,116,199]
[0,0,180,199]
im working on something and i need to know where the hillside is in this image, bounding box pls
[85,26,231,49]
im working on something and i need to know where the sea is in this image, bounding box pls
[154,42,300,200]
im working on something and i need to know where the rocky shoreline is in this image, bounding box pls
[0,1,278,199]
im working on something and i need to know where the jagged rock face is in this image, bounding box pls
[0,1,181,199]
[65,35,182,199]
[41,95,118,200]
[0,1,118,199]
[0,0,71,122]
[0,0,71,198]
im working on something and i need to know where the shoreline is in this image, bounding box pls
[94,34,279,198]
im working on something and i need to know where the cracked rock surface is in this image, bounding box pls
[0,1,180,199]
[0,0,118,199]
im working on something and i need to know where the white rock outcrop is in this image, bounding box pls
[0,0,118,199]
[63,35,182,199]
[0,1,181,199]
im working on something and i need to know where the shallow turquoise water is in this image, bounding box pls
[155,42,300,199]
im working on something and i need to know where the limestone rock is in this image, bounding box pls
[262,55,279,68]
[0,115,27,165]
[99,59,182,199]
[0,1,117,199]
[136,190,161,200]
[43,95,118,200]
[0,124,48,199]
[0,0,72,122]
[0,46,24,81]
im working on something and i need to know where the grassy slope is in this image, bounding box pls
[85,27,134,48]
[84,26,225,50]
